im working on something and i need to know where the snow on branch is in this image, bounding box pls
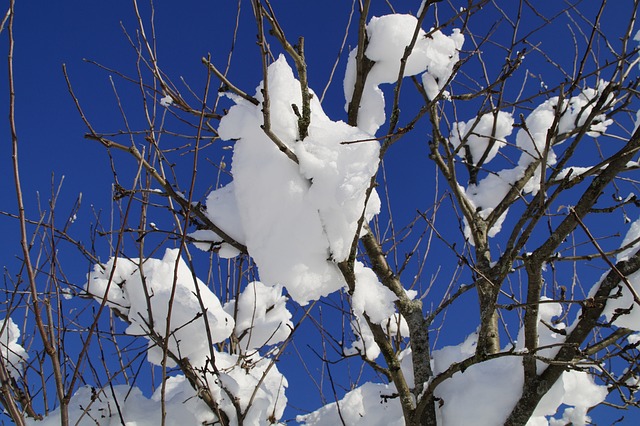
[196,56,381,305]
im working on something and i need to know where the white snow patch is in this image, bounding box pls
[298,382,404,426]
[0,317,27,379]
[459,84,614,241]
[601,216,640,330]
[344,312,409,362]
[344,14,463,134]
[223,281,292,352]
[160,94,173,107]
[351,261,398,323]
[80,249,290,425]
[189,182,245,258]
[310,300,606,425]
[28,357,288,426]
[450,111,514,165]
[210,55,380,305]
[555,166,593,181]
[85,248,234,368]
[25,384,207,426]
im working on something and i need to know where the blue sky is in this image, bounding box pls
[2,1,640,424]
[0,2,416,420]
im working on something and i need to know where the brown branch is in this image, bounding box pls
[571,208,640,306]
[260,0,312,140]
[8,2,61,423]
[506,249,640,424]
[347,0,374,127]
[253,1,300,164]
[62,66,248,255]
[202,57,259,106]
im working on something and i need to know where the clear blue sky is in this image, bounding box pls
[2,1,639,424]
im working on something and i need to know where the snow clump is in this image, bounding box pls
[82,249,289,425]
[85,248,234,367]
[456,83,613,240]
[344,14,464,134]
[301,301,607,426]
[0,317,27,379]
[223,280,293,352]
[27,365,287,426]
[601,215,640,330]
[449,111,514,165]
[199,55,381,305]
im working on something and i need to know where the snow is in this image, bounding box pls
[457,85,614,239]
[25,383,211,426]
[0,317,27,379]
[450,111,514,165]
[344,314,381,360]
[344,14,463,133]
[295,116,380,263]
[514,84,612,167]
[189,181,245,258]
[85,248,234,368]
[344,311,410,362]
[540,371,608,426]
[78,249,289,425]
[160,94,173,107]
[345,272,412,363]
[304,300,606,426]
[351,261,398,323]
[27,362,287,426]
[420,29,464,100]
[199,55,381,305]
[298,382,404,426]
[555,166,593,181]
[223,281,292,352]
[206,351,288,425]
[436,356,525,425]
[436,302,606,425]
[601,216,640,330]
[615,215,640,262]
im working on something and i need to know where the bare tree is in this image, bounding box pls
[3,0,640,425]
